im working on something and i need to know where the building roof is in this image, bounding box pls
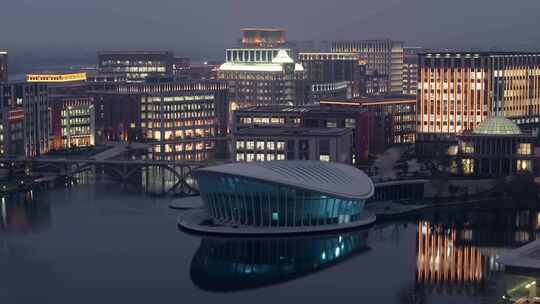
[235,104,367,115]
[272,50,294,64]
[219,62,303,72]
[235,127,352,137]
[421,51,540,57]
[195,161,374,200]
[473,116,522,135]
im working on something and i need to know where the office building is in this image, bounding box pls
[0,51,7,82]
[455,116,534,176]
[332,40,404,95]
[27,72,95,150]
[417,52,540,136]
[91,79,229,161]
[233,104,371,163]
[233,127,353,164]
[298,52,366,101]
[219,48,306,110]
[193,161,374,228]
[0,81,50,157]
[98,51,174,82]
[403,46,423,95]
[320,96,417,145]
[140,80,228,161]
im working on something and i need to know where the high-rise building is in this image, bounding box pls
[403,47,424,95]
[219,48,306,111]
[0,51,7,82]
[98,51,174,82]
[298,52,366,101]
[332,40,404,96]
[416,52,540,136]
[26,71,95,150]
[0,81,50,157]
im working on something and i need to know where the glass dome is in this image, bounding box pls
[473,116,521,135]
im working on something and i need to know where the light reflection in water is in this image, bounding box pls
[190,230,370,292]
[415,209,540,300]
[0,191,51,234]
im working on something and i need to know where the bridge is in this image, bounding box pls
[0,157,212,196]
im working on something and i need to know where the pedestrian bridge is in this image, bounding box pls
[0,157,211,196]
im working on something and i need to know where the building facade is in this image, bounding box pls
[219,49,306,111]
[140,80,229,161]
[298,52,366,101]
[50,96,95,150]
[233,127,353,164]
[0,82,50,157]
[193,161,374,228]
[332,40,404,96]
[98,51,174,82]
[320,96,417,145]
[233,104,371,164]
[417,52,540,136]
[91,80,229,161]
[27,72,95,150]
[403,46,423,95]
[0,51,7,82]
[455,116,535,177]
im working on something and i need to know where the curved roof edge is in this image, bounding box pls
[194,161,374,200]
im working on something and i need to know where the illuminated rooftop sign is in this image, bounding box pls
[26,72,87,83]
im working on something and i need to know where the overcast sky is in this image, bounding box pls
[2,0,540,65]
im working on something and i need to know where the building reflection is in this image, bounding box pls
[190,230,370,292]
[0,191,51,233]
[416,221,488,293]
[416,209,540,298]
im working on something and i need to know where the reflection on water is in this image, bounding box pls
[0,191,51,234]
[415,208,540,302]
[190,230,370,292]
[70,166,198,196]
[416,221,491,292]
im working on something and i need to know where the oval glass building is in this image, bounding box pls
[192,161,374,229]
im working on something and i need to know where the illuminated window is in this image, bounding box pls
[462,158,474,175]
[256,141,265,150]
[345,119,355,128]
[319,155,330,162]
[267,154,275,161]
[236,141,245,150]
[517,143,532,155]
[460,142,474,154]
[517,160,532,172]
[246,141,255,150]
[276,141,285,151]
[277,153,285,160]
[256,154,265,161]
[236,153,245,161]
[246,154,255,162]
[267,141,275,150]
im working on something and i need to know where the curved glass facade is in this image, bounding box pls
[196,173,366,227]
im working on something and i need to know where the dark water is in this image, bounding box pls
[1,181,539,304]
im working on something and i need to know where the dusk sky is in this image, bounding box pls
[2,0,540,66]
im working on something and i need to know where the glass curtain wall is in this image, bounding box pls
[197,174,365,227]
